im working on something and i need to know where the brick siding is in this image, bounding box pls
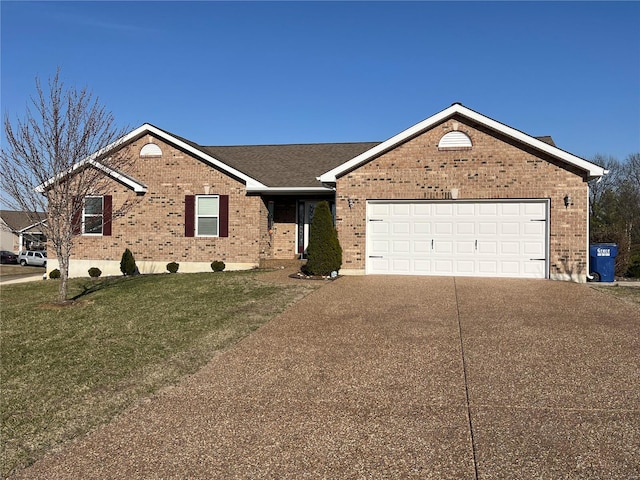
[335,117,589,279]
[70,135,264,267]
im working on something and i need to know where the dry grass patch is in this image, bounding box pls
[0,270,322,477]
[592,285,640,306]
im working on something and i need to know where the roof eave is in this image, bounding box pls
[319,103,606,182]
[38,123,268,194]
[140,125,267,189]
[246,186,335,195]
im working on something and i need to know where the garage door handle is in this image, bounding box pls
[369,255,383,258]
[530,258,545,261]
[369,219,383,222]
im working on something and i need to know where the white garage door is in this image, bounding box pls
[366,200,548,278]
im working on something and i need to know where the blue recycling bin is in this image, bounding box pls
[589,243,618,282]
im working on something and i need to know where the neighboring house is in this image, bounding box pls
[49,103,605,281]
[0,210,47,253]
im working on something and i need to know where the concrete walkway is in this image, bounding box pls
[0,273,45,285]
[14,276,640,479]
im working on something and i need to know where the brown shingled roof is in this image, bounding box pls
[147,125,558,188]
[0,210,46,231]
[202,143,380,187]
[535,136,556,147]
[148,124,380,188]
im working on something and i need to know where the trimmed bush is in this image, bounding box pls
[120,248,137,276]
[211,260,225,272]
[88,267,102,278]
[49,269,61,279]
[305,201,342,276]
[166,262,179,273]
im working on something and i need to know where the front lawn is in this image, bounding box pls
[0,271,320,477]
[592,284,640,306]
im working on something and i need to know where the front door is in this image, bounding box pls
[297,201,318,255]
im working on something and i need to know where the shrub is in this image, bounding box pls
[211,260,225,272]
[49,269,60,279]
[627,253,640,278]
[120,248,137,276]
[88,267,102,278]
[166,262,179,273]
[305,201,342,276]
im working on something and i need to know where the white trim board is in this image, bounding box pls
[319,103,606,183]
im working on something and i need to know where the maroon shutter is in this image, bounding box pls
[185,195,195,237]
[219,195,229,238]
[72,196,83,235]
[103,195,112,236]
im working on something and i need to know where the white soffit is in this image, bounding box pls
[318,103,606,182]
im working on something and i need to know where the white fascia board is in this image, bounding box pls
[90,161,148,193]
[455,106,606,179]
[140,125,267,189]
[246,186,335,195]
[18,219,47,233]
[318,104,605,182]
[37,123,267,193]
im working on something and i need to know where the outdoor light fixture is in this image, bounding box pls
[564,195,572,208]
[348,198,355,209]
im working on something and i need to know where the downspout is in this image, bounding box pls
[585,173,606,282]
[586,183,593,281]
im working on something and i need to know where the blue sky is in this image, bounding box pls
[2,1,639,162]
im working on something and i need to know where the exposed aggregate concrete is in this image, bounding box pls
[13,276,639,479]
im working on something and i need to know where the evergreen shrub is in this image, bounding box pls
[120,248,137,276]
[305,200,342,276]
[88,267,102,278]
[211,260,225,272]
[49,269,61,279]
[166,262,179,273]
[627,253,640,278]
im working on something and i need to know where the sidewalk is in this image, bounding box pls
[0,273,46,285]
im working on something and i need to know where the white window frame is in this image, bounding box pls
[83,196,104,236]
[196,195,220,237]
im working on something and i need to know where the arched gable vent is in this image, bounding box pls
[140,143,162,157]
[438,131,472,149]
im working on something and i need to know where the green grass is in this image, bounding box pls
[0,271,320,477]
[0,264,44,277]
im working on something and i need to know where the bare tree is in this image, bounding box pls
[588,154,620,213]
[589,152,640,276]
[1,70,131,302]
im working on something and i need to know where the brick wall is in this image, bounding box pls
[269,197,299,259]
[70,135,264,268]
[335,117,589,280]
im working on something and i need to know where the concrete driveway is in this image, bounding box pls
[15,276,640,479]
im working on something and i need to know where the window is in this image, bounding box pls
[196,195,219,236]
[83,196,104,234]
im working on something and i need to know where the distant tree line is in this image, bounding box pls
[589,153,640,277]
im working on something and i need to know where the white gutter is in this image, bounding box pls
[246,186,335,195]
